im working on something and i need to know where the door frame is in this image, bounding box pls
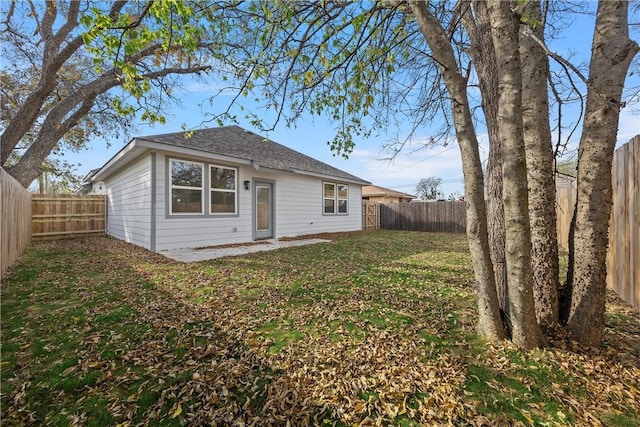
[252,179,275,240]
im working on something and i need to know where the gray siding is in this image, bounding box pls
[154,152,253,251]
[154,152,363,251]
[104,154,152,249]
[274,174,363,237]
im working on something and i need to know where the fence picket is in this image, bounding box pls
[31,194,106,239]
[1,168,32,280]
[379,201,466,233]
[605,136,640,311]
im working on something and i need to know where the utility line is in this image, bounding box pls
[379,145,458,178]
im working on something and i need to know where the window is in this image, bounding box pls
[337,184,348,213]
[323,182,348,215]
[170,159,203,214]
[323,183,335,214]
[210,165,237,214]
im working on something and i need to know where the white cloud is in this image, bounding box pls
[335,145,467,196]
[617,107,640,145]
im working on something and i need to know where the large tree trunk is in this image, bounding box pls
[519,1,559,328]
[0,1,84,165]
[565,0,639,346]
[463,1,507,325]
[410,1,505,341]
[488,0,542,349]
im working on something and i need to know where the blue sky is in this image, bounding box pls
[59,4,639,197]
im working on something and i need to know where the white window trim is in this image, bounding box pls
[209,164,238,215]
[170,159,204,215]
[323,181,349,215]
[337,184,349,214]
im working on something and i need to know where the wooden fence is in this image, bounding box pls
[556,136,639,312]
[556,184,576,251]
[32,194,106,239]
[606,136,639,312]
[380,201,467,233]
[1,168,32,280]
[362,201,380,230]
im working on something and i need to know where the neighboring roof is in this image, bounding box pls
[93,126,370,185]
[362,185,416,199]
[83,168,100,183]
[555,171,577,180]
[75,168,101,194]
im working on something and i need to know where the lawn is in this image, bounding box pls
[1,230,639,426]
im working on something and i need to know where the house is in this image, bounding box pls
[90,126,370,251]
[76,168,102,194]
[362,185,416,203]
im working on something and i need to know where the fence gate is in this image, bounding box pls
[32,194,106,239]
[362,201,380,230]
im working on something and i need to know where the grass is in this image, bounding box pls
[1,231,639,426]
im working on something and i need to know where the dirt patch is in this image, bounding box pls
[277,231,364,241]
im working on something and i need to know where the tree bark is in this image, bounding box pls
[488,0,542,349]
[410,1,505,341]
[566,0,639,346]
[5,60,210,187]
[2,1,212,187]
[463,1,507,323]
[519,1,559,328]
[0,1,85,164]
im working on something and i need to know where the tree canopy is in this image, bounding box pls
[1,0,241,186]
[415,176,442,200]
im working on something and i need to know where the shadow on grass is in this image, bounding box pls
[2,230,639,426]
[1,237,291,425]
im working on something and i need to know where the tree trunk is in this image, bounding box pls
[519,1,559,328]
[566,0,639,346]
[0,2,84,165]
[410,1,505,341]
[463,1,508,325]
[488,0,542,349]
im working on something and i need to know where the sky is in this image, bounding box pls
[56,3,639,197]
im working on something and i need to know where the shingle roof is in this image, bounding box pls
[138,126,369,184]
[362,185,416,199]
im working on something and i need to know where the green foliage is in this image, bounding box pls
[77,1,229,123]
[219,1,437,158]
[1,0,240,184]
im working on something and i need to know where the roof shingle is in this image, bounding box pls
[139,126,369,184]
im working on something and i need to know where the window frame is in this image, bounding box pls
[209,164,238,215]
[337,184,349,214]
[323,181,349,215]
[169,158,204,215]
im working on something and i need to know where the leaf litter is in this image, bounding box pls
[1,231,639,426]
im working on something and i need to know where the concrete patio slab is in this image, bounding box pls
[160,238,330,262]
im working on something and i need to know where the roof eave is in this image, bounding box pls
[91,138,255,182]
[290,168,370,185]
[91,138,140,182]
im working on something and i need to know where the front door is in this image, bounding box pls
[254,182,273,239]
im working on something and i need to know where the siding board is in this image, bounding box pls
[104,154,152,249]
[152,154,363,251]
